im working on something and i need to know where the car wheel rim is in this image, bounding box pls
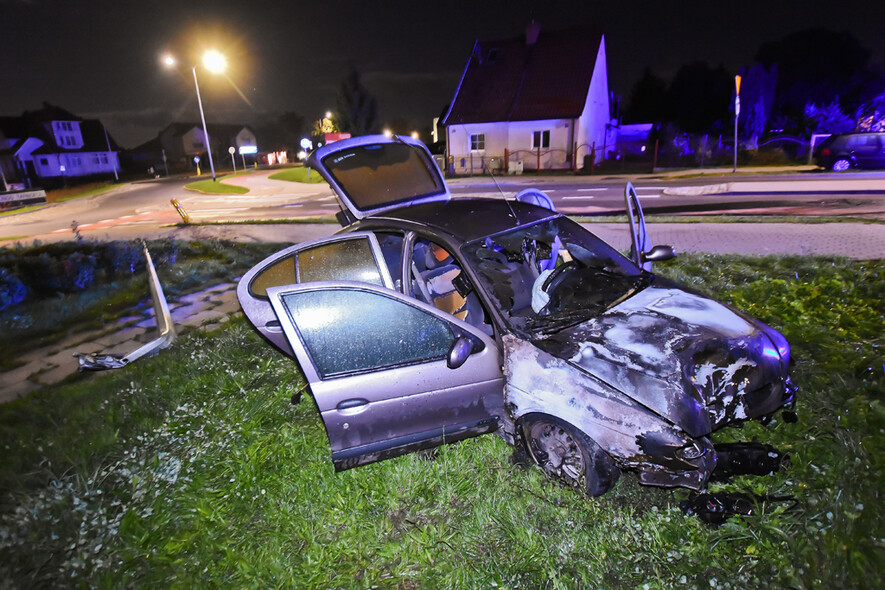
[833,159,850,171]
[527,421,585,486]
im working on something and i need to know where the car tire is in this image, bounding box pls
[521,414,619,497]
[832,158,851,172]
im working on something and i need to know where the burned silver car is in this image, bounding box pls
[237,135,796,496]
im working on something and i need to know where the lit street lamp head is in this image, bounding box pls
[162,54,176,67]
[202,50,227,74]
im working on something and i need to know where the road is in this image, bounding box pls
[1,168,883,243]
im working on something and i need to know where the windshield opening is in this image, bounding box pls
[463,217,648,334]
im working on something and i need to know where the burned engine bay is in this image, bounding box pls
[464,216,797,512]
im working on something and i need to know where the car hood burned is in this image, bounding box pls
[530,285,794,437]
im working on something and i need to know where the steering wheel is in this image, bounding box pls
[537,261,578,316]
[542,260,578,293]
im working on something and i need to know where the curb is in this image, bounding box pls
[664,179,885,197]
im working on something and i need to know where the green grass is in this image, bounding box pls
[268,166,327,184]
[48,182,120,203]
[0,206,46,219]
[1,254,883,588]
[185,173,250,194]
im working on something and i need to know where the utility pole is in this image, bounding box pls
[733,75,741,173]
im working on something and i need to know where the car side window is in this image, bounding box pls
[278,288,455,378]
[376,232,405,291]
[297,239,384,285]
[409,238,492,334]
[249,236,385,298]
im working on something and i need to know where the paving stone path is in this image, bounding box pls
[0,282,240,404]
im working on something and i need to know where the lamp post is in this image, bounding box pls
[164,51,227,182]
[733,75,741,174]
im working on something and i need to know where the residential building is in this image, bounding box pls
[443,22,616,174]
[128,123,257,175]
[0,103,120,189]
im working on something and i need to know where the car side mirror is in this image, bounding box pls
[641,245,676,263]
[447,336,473,369]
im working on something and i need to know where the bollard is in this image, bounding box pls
[170,198,191,224]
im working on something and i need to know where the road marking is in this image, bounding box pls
[636,186,667,190]
[637,193,661,199]
[562,195,594,200]
[577,188,607,191]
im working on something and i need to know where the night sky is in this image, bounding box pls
[4,0,884,148]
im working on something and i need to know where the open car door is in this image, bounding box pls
[624,182,675,271]
[266,281,505,471]
[237,232,394,357]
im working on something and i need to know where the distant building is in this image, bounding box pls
[0,103,120,190]
[127,123,257,175]
[442,22,615,174]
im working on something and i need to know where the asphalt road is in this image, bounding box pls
[1,168,884,244]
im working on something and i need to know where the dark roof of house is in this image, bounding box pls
[443,25,604,125]
[0,103,120,154]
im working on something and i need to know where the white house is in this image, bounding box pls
[443,23,616,174]
[0,104,120,189]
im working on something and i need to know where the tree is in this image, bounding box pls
[278,111,307,146]
[755,29,872,125]
[334,67,379,136]
[624,67,671,123]
[739,63,778,146]
[667,61,731,133]
[856,89,885,132]
[803,100,855,134]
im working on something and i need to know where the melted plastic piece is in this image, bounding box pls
[75,353,128,371]
[681,492,798,526]
[710,442,788,482]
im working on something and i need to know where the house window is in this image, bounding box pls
[532,130,550,149]
[100,154,108,164]
[470,133,485,151]
[40,158,49,166]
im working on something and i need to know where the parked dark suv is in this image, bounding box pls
[814,132,885,171]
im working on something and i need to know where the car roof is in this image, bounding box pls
[351,197,558,242]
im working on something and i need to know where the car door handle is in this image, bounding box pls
[264,320,283,333]
[337,398,369,411]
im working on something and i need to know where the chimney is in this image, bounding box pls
[526,20,541,46]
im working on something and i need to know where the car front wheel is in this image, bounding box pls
[521,414,619,497]
[832,158,852,172]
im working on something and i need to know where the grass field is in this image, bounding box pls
[185,174,250,195]
[0,252,882,588]
[268,166,327,184]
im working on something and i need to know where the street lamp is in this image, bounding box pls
[163,51,227,181]
[733,75,741,174]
